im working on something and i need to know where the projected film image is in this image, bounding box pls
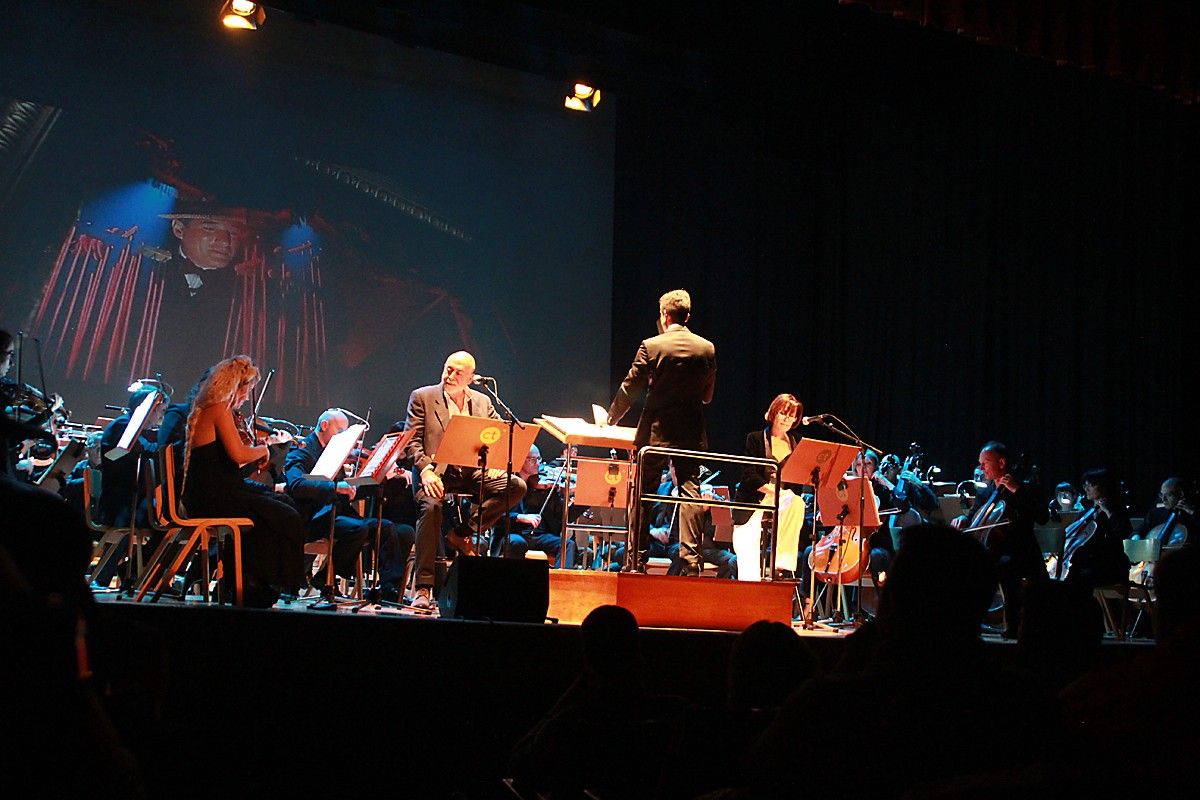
[0,24,614,432]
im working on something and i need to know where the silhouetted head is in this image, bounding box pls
[728,620,817,709]
[1155,546,1200,643]
[581,604,640,675]
[882,524,997,640]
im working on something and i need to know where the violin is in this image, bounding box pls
[232,409,295,472]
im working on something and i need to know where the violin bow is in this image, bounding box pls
[251,368,276,432]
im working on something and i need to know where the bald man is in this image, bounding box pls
[404,351,526,609]
[285,409,414,598]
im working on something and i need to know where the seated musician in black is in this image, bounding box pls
[491,444,576,567]
[868,451,938,582]
[1134,477,1195,546]
[952,441,1048,638]
[159,367,293,502]
[285,409,414,597]
[92,386,166,589]
[797,450,886,601]
[1062,468,1132,590]
[1049,480,1085,522]
[614,464,737,577]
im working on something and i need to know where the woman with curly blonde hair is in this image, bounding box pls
[183,355,305,607]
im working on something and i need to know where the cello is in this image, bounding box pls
[1129,506,1191,584]
[1047,505,1098,580]
[808,523,869,585]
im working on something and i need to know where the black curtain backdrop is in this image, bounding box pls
[610,4,1197,508]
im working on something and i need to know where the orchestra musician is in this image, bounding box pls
[952,441,1048,638]
[1,328,58,478]
[182,355,306,608]
[91,385,166,589]
[492,444,576,567]
[405,351,527,610]
[1135,477,1195,544]
[604,464,737,576]
[1049,481,1085,522]
[875,451,938,549]
[605,289,716,575]
[797,449,892,602]
[1061,468,1131,590]
[285,409,414,599]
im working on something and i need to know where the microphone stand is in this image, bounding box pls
[807,414,885,627]
[477,378,526,559]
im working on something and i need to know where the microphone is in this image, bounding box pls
[470,375,496,385]
[801,414,828,425]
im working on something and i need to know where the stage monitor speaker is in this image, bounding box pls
[439,556,549,623]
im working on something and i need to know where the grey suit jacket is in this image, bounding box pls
[404,383,499,473]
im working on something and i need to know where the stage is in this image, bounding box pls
[86,577,1150,798]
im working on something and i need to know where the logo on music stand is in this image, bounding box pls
[479,427,501,445]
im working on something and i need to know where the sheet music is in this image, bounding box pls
[307,423,365,479]
[538,414,636,445]
[105,391,161,460]
[352,429,414,484]
[591,404,609,426]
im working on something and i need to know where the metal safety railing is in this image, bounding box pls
[630,445,783,579]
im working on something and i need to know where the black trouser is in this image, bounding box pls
[412,468,526,588]
[304,510,372,584]
[631,453,702,573]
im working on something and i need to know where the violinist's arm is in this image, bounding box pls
[214,407,268,466]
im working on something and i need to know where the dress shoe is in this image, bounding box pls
[410,586,433,610]
[446,530,478,557]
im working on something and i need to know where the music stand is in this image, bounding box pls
[436,415,540,553]
[35,439,86,495]
[303,423,365,609]
[780,438,859,628]
[343,429,415,612]
[536,415,638,569]
[104,390,165,592]
[814,476,881,624]
[574,457,630,508]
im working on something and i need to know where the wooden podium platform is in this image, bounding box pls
[548,569,796,631]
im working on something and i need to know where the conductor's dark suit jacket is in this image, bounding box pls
[404,383,500,475]
[607,326,717,450]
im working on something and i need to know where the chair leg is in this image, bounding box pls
[231,528,244,607]
[1093,589,1121,639]
[151,529,203,603]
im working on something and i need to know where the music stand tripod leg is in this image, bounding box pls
[351,488,406,613]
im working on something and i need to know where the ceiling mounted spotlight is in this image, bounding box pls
[221,0,266,30]
[564,83,602,112]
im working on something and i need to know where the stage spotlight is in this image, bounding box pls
[221,0,266,30]
[563,83,602,112]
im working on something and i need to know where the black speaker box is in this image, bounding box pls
[438,556,550,623]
